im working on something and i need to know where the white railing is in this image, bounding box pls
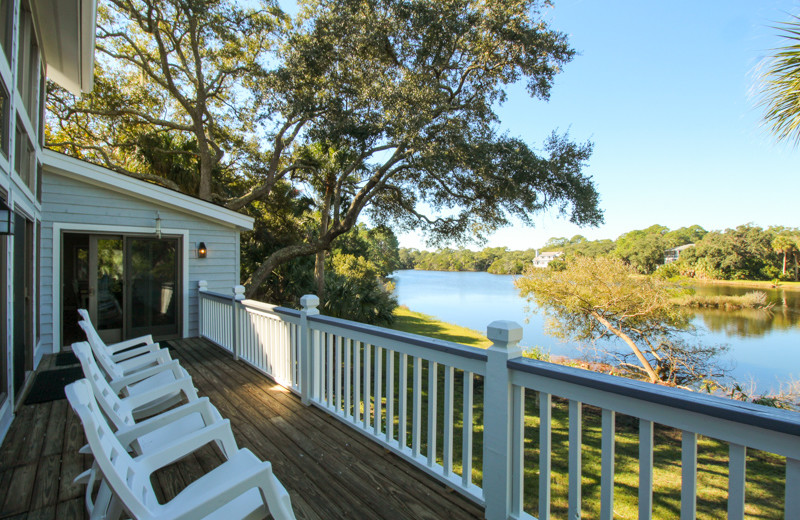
[198,282,301,392]
[196,282,800,520]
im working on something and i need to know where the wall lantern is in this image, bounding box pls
[0,200,13,235]
[197,242,207,258]
[155,211,162,239]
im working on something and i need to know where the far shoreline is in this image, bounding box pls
[395,267,800,291]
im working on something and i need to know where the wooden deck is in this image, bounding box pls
[0,337,484,519]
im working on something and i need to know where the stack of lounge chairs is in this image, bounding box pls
[65,310,296,520]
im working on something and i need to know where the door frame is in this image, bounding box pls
[53,223,190,351]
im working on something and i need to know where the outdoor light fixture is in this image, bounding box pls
[0,200,13,235]
[155,211,162,239]
[198,242,207,258]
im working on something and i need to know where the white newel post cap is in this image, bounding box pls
[233,285,246,300]
[300,294,320,314]
[487,320,523,351]
[198,280,208,292]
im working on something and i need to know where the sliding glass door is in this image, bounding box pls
[62,232,181,346]
[126,237,179,339]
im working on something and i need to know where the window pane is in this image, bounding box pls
[0,82,8,157]
[0,0,12,63]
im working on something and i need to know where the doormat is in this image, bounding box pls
[24,367,84,405]
[54,352,79,366]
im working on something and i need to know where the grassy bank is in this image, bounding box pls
[386,306,785,518]
[688,278,800,291]
[391,305,491,348]
[673,290,774,310]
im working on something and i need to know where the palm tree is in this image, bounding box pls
[759,15,800,145]
[772,234,799,277]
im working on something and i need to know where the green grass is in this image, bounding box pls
[390,305,492,348]
[379,306,786,518]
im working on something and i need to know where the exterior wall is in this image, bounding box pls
[0,0,47,443]
[41,169,243,351]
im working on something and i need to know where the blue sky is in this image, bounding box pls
[283,1,800,250]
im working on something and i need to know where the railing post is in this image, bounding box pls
[198,280,208,338]
[483,320,523,520]
[299,294,320,406]
[232,285,245,361]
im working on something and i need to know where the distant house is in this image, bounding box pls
[532,250,563,268]
[664,243,695,264]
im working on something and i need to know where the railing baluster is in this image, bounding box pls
[427,360,438,467]
[568,400,582,520]
[539,392,552,520]
[681,431,698,520]
[399,353,408,450]
[511,385,525,517]
[728,443,746,520]
[344,338,352,418]
[385,350,395,443]
[354,340,361,425]
[364,344,372,429]
[442,365,454,477]
[601,409,615,520]
[336,336,343,413]
[639,419,654,520]
[787,458,800,518]
[326,333,334,408]
[374,346,383,437]
[412,356,422,458]
[461,371,473,489]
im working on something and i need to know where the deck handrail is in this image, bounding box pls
[196,282,800,520]
[510,357,800,438]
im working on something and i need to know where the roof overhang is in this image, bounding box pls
[42,150,255,231]
[30,0,97,95]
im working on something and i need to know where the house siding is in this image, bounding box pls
[41,170,243,351]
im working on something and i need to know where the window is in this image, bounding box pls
[14,118,34,191]
[16,4,41,122]
[0,0,13,64]
[0,194,6,403]
[0,81,8,158]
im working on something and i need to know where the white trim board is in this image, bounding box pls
[43,150,254,231]
[51,223,191,352]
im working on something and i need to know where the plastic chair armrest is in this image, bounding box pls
[137,420,236,472]
[107,334,155,353]
[109,359,183,392]
[111,343,163,362]
[117,349,171,374]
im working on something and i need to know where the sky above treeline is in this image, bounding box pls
[281,1,800,250]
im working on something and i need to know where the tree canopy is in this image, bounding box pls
[759,14,800,145]
[48,0,603,299]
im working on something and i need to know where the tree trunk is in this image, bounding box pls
[590,311,661,383]
[315,250,326,302]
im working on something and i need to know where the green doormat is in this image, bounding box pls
[24,367,85,405]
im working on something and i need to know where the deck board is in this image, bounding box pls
[0,337,483,519]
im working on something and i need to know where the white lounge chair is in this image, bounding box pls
[66,379,297,520]
[77,308,156,355]
[79,320,172,378]
[73,340,197,420]
[71,341,225,457]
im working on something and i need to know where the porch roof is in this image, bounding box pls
[31,0,97,95]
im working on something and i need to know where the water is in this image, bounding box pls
[390,269,800,392]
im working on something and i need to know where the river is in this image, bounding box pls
[390,269,800,393]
